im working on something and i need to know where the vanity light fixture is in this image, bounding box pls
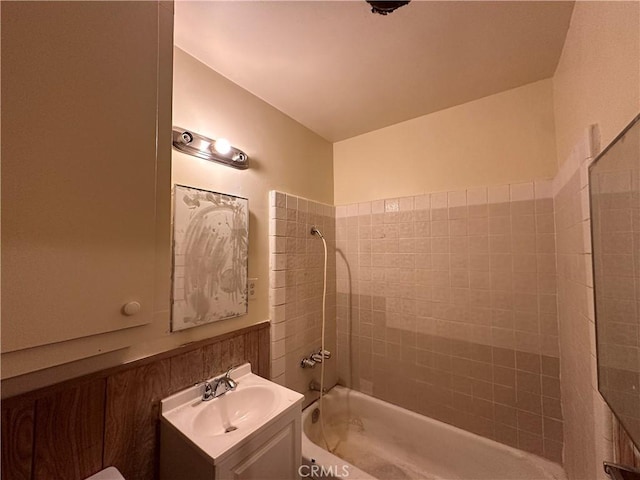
[213,138,232,155]
[171,127,249,170]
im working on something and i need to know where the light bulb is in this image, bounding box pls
[214,138,231,155]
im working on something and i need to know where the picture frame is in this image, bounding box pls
[171,184,249,332]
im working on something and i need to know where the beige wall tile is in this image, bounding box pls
[334,182,563,460]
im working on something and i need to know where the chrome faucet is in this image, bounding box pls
[300,349,332,369]
[202,367,238,401]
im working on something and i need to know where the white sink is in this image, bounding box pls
[160,363,304,465]
[191,384,279,437]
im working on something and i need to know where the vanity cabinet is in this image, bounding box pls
[215,415,301,480]
[161,408,301,480]
[160,366,303,480]
[1,1,172,358]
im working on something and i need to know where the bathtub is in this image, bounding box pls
[301,386,566,480]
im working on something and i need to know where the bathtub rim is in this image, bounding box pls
[301,385,567,480]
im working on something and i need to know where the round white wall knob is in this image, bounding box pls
[122,301,141,316]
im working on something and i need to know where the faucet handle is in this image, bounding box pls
[300,358,316,368]
[225,364,242,376]
[224,365,239,388]
[202,381,214,401]
[310,353,324,363]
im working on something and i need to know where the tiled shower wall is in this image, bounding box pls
[269,191,337,404]
[555,165,606,478]
[335,182,563,462]
[553,128,624,480]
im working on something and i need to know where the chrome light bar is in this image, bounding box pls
[171,127,249,170]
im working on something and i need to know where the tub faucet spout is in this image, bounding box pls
[309,380,329,394]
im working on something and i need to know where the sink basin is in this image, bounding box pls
[160,363,304,465]
[191,384,278,437]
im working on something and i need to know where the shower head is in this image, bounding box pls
[310,226,324,239]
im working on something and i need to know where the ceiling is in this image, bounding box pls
[174,1,575,142]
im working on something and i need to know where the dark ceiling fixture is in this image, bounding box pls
[366,1,410,15]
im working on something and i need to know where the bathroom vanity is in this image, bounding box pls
[160,364,304,480]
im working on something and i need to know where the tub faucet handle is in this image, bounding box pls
[319,349,331,359]
[300,358,316,368]
[310,352,324,363]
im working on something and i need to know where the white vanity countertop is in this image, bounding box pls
[161,363,304,464]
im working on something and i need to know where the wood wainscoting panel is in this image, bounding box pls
[615,416,640,468]
[202,340,224,380]
[104,358,171,480]
[220,334,246,372]
[258,326,270,378]
[169,348,204,393]
[244,331,260,376]
[33,379,106,480]
[1,322,270,480]
[1,400,35,480]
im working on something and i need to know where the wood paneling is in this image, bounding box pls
[245,331,260,375]
[203,341,223,380]
[1,322,270,480]
[258,326,271,379]
[203,334,250,380]
[1,401,34,480]
[170,348,204,392]
[615,416,640,468]
[221,334,246,371]
[104,359,171,480]
[33,379,105,480]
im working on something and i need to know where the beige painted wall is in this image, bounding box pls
[171,46,334,334]
[551,2,640,478]
[333,79,557,205]
[553,1,640,167]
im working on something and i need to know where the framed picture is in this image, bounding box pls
[171,184,248,332]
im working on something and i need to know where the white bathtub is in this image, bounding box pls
[301,386,566,480]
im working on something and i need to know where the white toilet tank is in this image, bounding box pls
[85,467,125,480]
